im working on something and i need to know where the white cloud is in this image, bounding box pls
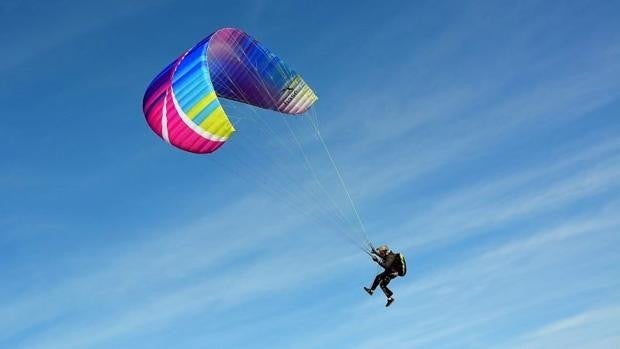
[503,306,620,349]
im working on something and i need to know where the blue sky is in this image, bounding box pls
[1,0,619,348]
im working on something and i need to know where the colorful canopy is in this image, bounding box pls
[142,28,318,153]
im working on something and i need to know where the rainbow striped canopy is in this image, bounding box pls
[142,28,318,154]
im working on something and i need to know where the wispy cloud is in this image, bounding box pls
[0,188,363,349]
[270,203,620,349]
[358,134,620,255]
[502,306,620,349]
[2,1,619,348]
[304,2,620,208]
[12,248,356,349]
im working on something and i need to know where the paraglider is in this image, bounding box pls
[142,27,318,154]
[143,28,397,303]
[364,244,407,307]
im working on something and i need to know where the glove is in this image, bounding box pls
[372,256,379,262]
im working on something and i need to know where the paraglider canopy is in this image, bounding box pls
[142,28,318,154]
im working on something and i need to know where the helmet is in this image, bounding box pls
[376,245,390,254]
